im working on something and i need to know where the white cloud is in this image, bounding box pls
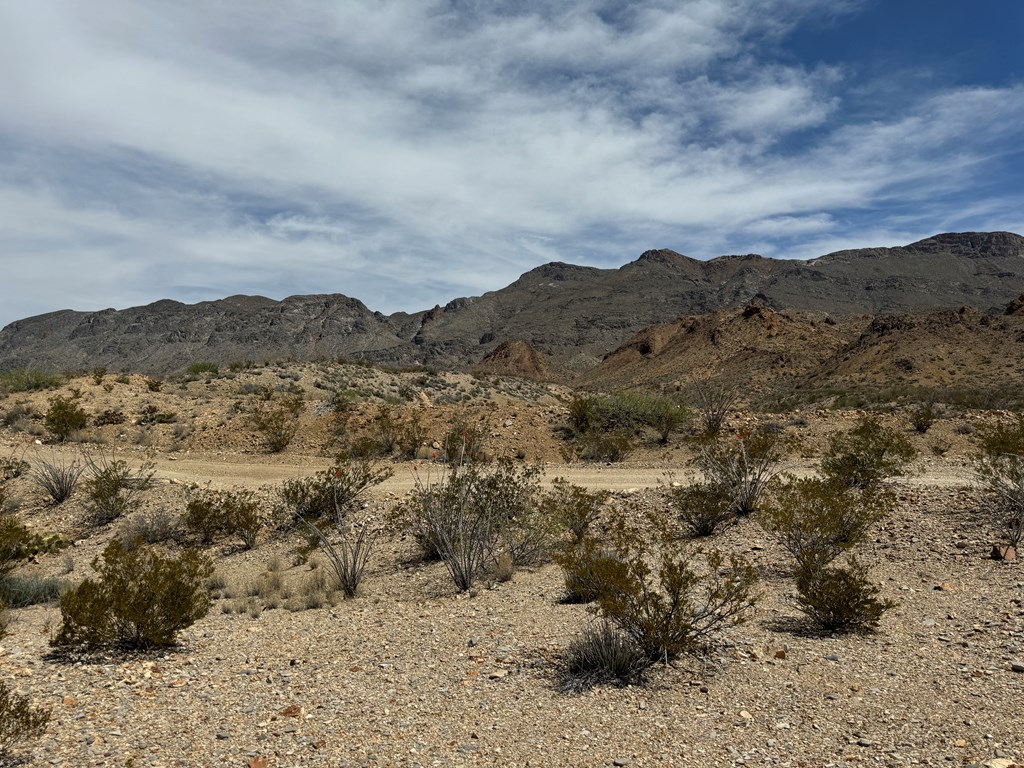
[0,0,1021,327]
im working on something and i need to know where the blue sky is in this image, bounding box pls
[1,0,1022,328]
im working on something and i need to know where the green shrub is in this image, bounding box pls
[137,405,176,425]
[441,421,487,463]
[974,417,1024,548]
[0,455,30,481]
[692,380,737,436]
[82,454,155,526]
[560,516,758,662]
[795,556,895,632]
[184,488,264,549]
[280,457,393,521]
[572,430,634,462]
[43,395,88,441]
[94,408,126,426]
[553,537,630,604]
[761,476,888,571]
[252,397,302,452]
[0,368,63,394]
[144,377,163,392]
[119,508,181,546]
[820,417,916,489]
[0,516,32,577]
[544,478,606,545]
[669,482,735,538]
[560,621,648,692]
[910,403,937,434]
[32,455,84,504]
[53,540,213,649]
[185,362,219,376]
[0,681,51,756]
[567,391,685,443]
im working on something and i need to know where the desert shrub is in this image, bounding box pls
[82,453,155,526]
[795,556,895,632]
[137,404,176,425]
[185,362,219,376]
[559,621,648,692]
[280,457,393,522]
[567,391,685,443]
[694,426,786,516]
[572,430,634,463]
[0,681,51,756]
[0,368,63,394]
[0,574,67,607]
[669,482,735,538]
[761,476,888,571]
[144,377,163,392]
[0,516,32,577]
[94,408,126,426]
[0,486,15,517]
[252,397,303,452]
[692,380,737,436]
[584,517,758,662]
[53,540,213,649]
[120,508,181,546]
[910,403,937,434]
[974,416,1024,548]
[397,411,428,460]
[43,395,88,441]
[441,421,487,463]
[820,416,916,489]
[544,478,606,545]
[293,457,392,599]
[184,488,264,549]
[402,459,551,589]
[0,455,29,481]
[1,402,37,430]
[32,455,84,504]
[554,537,630,604]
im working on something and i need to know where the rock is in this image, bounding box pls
[613,759,631,766]
[991,545,1017,561]
[1010,662,1024,673]
[985,759,1018,768]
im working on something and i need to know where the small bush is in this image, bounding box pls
[795,557,895,632]
[761,476,888,571]
[137,405,176,425]
[0,455,30,481]
[0,368,63,394]
[43,396,88,441]
[82,453,155,526]
[669,482,735,538]
[94,408,126,426]
[32,455,84,504]
[144,377,163,392]
[0,681,51,756]
[567,391,685,444]
[975,414,1024,457]
[53,540,213,649]
[545,478,606,545]
[910,403,937,434]
[0,516,32,577]
[974,419,1024,548]
[692,380,737,436]
[185,362,219,376]
[554,538,630,604]
[0,574,67,607]
[185,488,264,549]
[560,621,648,692]
[573,430,634,462]
[280,457,393,522]
[120,508,182,546]
[694,426,786,516]
[820,417,916,489]
[252,397,302,452]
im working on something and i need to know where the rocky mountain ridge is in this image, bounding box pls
[1,231,1022,377]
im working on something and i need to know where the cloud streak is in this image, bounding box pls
[1,0,1021,326]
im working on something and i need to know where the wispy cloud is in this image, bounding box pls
[0,0,1021,326]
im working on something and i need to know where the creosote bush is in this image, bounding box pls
[692,380,737,436]
[795,556,895,632]
[252,396,303,453]
[669,482,735,538]
[0,680,51,757]
[558,514,758,663]
[761,476,889,571]
[43,395,88,441]
[820,416,916,489]
[567,391,686,447]
[545,478,606,545]
[280,456,393,521]
[184,488,264,549]
[82,453,155,526]
[974,415,1024,548]
[53,540,213,649]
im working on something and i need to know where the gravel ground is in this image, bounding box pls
[3,467,1023,768]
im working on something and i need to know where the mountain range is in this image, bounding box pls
[1,231,1022,381]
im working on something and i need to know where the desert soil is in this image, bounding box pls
[1,371,1022,767]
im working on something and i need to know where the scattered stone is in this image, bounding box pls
[991,545,1017,561]
[1010,662,1024,674]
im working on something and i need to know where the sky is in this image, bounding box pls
[1,0,1023,328]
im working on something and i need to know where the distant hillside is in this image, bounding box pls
[1,231,1021,377]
